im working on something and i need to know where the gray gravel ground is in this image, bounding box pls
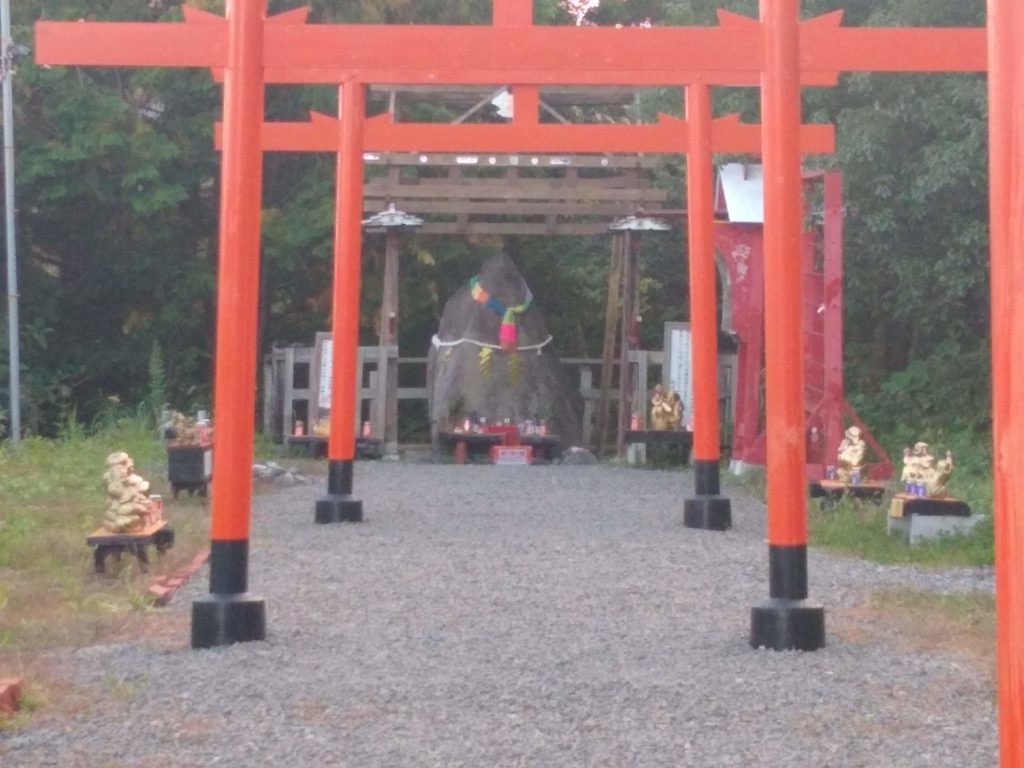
[2,462,996,767]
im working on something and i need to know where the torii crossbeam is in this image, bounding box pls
[35,3,1024,763]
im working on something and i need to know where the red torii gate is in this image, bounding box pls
[35,3,1024,762]
[215,91,834,533]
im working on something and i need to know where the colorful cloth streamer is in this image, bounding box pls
[469,276,533,352]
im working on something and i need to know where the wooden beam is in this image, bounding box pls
[414,222,623,236]
[361,200,665,217]
[363,182,670,202]
[362,152,665,169]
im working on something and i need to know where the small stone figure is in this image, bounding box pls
[166,411,199,446]
[835,426,867,483]
[650,385,684,431]
[102,452,157,533]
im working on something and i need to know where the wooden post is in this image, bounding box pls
[380,229,400,457]
[598,233,623,454]
[616,229,635,457]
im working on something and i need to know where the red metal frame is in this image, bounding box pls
[717,172,892,480]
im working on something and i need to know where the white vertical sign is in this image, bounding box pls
[665,322,694,428]
[318,338,333,408]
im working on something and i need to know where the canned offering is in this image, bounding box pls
[149,494,164,522]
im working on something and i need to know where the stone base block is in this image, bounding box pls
[750,599,826,651]
[315,495,364,524]
[191,593,266,649]
[683,496,732,531]
[887,513,984,545]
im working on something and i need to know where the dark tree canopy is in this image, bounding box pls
[0,0,992,451]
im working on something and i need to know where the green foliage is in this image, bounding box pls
[0,413,210,658]
[0,0,996,464]
[809,495,993,566]
[146,342,167,428]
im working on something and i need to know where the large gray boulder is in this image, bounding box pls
[428,254,582,448]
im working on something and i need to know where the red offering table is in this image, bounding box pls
[87,519,175,574]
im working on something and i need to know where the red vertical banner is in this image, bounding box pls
[328,81,366,461]
[209,0,266,542]
[761,0,807,548]
[988,1,1024,765]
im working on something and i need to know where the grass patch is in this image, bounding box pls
[861,588,995,673]
[809,494,993,566]
[723,459,994,566]
[0,416,211,661]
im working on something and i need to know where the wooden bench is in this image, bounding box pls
[87,520,175,574]
[437,431,504,464]
[519,433,561,463]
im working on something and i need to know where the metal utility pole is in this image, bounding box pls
[1,0,20,443]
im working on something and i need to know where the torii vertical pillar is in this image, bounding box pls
[191,0,267,648]
[683,82,732,531]
[315,81,366,524]
[750,0,825,651]
[988,1,1024,764]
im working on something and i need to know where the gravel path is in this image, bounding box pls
[2,462,996,767]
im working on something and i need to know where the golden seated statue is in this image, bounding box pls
[835,426,867,483]
[650,385,684,431]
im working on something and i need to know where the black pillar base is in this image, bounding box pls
[314,495,364,524]
[191,593,266,649]
[683,496,733,530]
[315,458,363,523]
[750,599,826,651]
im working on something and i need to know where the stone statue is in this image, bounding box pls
[102,452,158,533]
[835,425,867,483]
[651,385,683,431]
[167,411,199,446]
